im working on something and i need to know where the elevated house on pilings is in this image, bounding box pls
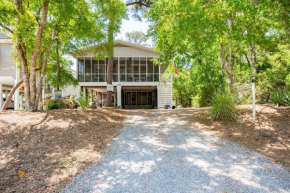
[74,40,173,109]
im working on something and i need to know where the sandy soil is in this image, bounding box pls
[1,105,289,192]
[146,104,290,168]
[0,108,127,193]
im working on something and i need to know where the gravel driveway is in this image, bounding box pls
[62,110,290,193]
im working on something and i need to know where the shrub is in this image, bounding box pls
[271,90,285,107]
[209,91,236,121]
[77,97,89,110]
[45,99,67,110]
[283,92,290,106]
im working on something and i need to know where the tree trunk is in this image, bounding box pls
[249,43,257,75]
[56,38,61,91]
[106,18,114,107]
[233,42,241,84]
[220,42,234,87]
[28,0,49,111]
[1,79,23,111]
[35,44,53,108]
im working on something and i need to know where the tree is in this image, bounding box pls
[0,0,104,111]
[147,0,288,106]
[125,31,149,46]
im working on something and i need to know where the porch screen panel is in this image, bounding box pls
[148,92,152,105]
[127,58,133,82]
[141,92,147,105]
[120,57,126,81]
[132,92,136,105]
[137,92,141,105]
[113,58,118,82]
[78,58,84,82]
[154,60,159,82]
[140,57,146,82]
[127,92,132,105]
[85,58,92,82]
[147,58,154,81]
[133,57,139,82]
[99,60,106,82]
[92,59,98,82]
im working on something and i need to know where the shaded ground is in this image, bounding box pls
[188,104,290,168]
[62,109,290,193]
[1,104,289,192]
[0,108,127,193]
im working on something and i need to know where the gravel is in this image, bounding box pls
[62,110,290,193]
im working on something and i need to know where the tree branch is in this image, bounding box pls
[0,23,14,34]
[126,1,151,7]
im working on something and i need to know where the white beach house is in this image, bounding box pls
[75,40,173,109]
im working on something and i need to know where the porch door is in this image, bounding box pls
[124,91,153,108]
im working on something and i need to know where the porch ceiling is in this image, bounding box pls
[84,86,117,93]
[123,86,157,92]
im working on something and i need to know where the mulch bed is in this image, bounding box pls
[187,105,290,168]
[0,108,127,193]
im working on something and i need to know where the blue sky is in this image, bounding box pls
[71,17,150,71]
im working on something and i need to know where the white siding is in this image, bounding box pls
[0,44,16,79]
[158,83,173,108]
[114,47,159,57]
[82,46,159,58]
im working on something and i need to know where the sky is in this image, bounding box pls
[117,16,150,40]
[71,17,150,71]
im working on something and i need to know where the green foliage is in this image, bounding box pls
[77,97,89,110]
[209,91,237,121]
[147,0,289,107]
[125,31,149,46]
[284,92,290,106]
[271,90,290,107]
[45,60,78,90]
[45,99,67,110]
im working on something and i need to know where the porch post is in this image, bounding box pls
[0,84,3,109]
[91,90,93,102]
[117,84,121,107]
[102,92,103,107]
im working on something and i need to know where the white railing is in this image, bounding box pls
[78,73,166,83]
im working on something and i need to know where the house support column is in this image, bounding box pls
[117,84,121,107]
[0,84,3,109]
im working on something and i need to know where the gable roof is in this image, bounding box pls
[71,39,158,57]
[114,40,158,54]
